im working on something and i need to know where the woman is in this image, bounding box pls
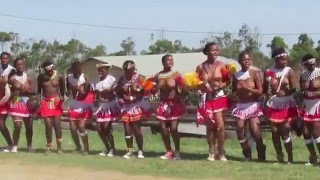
[0,52,15,152]
[37,60,65,155]
[300,54,320,165]
[8,58,35,152]
[196,42,229,161]
[67,61,94,155]
[264,48,299,164]
[94,63,120,157]
[232,51,266,161]
[153,54,185,160]
[116,60,152,159]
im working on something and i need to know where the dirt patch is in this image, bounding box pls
[0,159,178,180]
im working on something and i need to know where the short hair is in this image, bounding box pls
[0,52,11,58]
[161,54,172,63]
[71,61,81,69]
[238,51,249,61]
[13,57,25,66]
[41,60,54,68]
[122,60,135,71]
[302,54,315,62]
[271,47,286,59]
[203,42,217,55]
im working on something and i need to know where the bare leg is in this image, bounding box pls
[311,122,320,155]
[69,120,81,151]
[23,117,33,150]
[159,121,171,152]
[132,121,143,151]
[249,117,266,161]
[12,117,23,147]
[236,118,251,160]
[96,122,110,150]
[104,122,115,150]
[170,120,180,152]
[303,122,317,164]
[214,111,226,159]
[44,117,53,154]
[123,122,133,149]
[0,114,13,148]
[206,119,216,156]
[77,119,89,153]
[52,116,62,152]
[271,122,284,162]
[280,121,293,163]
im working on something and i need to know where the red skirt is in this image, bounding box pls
[8,97,30,118]
[0,102,8,115]
[95,100,121,122]
[197,93,228,124]
[156,99,185,121]
[232,102,263,120]
[301,97,320,122]
[68,100,93,120]
[265,95,299,123]
[121,97,152,123]
[40,96,63,118]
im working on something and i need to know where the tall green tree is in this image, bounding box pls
[267,36,288,53]
[290,34,315,61]
[110,37,136,56]
[0,32,14,51]
[85,44,107,59]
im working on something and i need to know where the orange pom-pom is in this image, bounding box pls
[142,80,154,91]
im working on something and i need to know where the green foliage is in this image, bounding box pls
[268,36,288,52]
[110,37,136,56]
[147,39,191,54]
[0,31,15,51]
[290,34,315,61]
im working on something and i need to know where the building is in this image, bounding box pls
[72,52,240,82]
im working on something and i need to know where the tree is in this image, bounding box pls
[314,41,320,62]
[238,24,260,53]
[146,39,191,54]
[173,40,192,53]
[148,39,175,54]
[0,32,14,51]
[290,34,315,61]
[267,36,288,53]
[216,32,242,59]
[110,37,136,56]
[85,44,107,59]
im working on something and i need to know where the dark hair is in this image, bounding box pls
[13,57,25,66]
[41,60,54,68]
[71,61,81,69]
[0,52,11,58]
[238,51,250,61]
[203,42,217,55]
[161,54,172,64]
[122,60,135,71]
[302,54,315,62]
[271,47,286,59]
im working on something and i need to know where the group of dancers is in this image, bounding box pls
[0,42,320,165]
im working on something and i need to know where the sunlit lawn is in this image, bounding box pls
[0,119,319,180]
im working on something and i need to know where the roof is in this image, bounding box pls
[90,52,240,76]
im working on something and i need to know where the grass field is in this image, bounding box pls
[0,119,319,180]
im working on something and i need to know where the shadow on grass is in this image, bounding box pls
[2,147,308,165]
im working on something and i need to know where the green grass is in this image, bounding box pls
[0,119,319,180]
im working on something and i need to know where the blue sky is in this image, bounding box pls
[0,0,319,54]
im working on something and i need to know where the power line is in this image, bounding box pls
[1,12,320,36]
